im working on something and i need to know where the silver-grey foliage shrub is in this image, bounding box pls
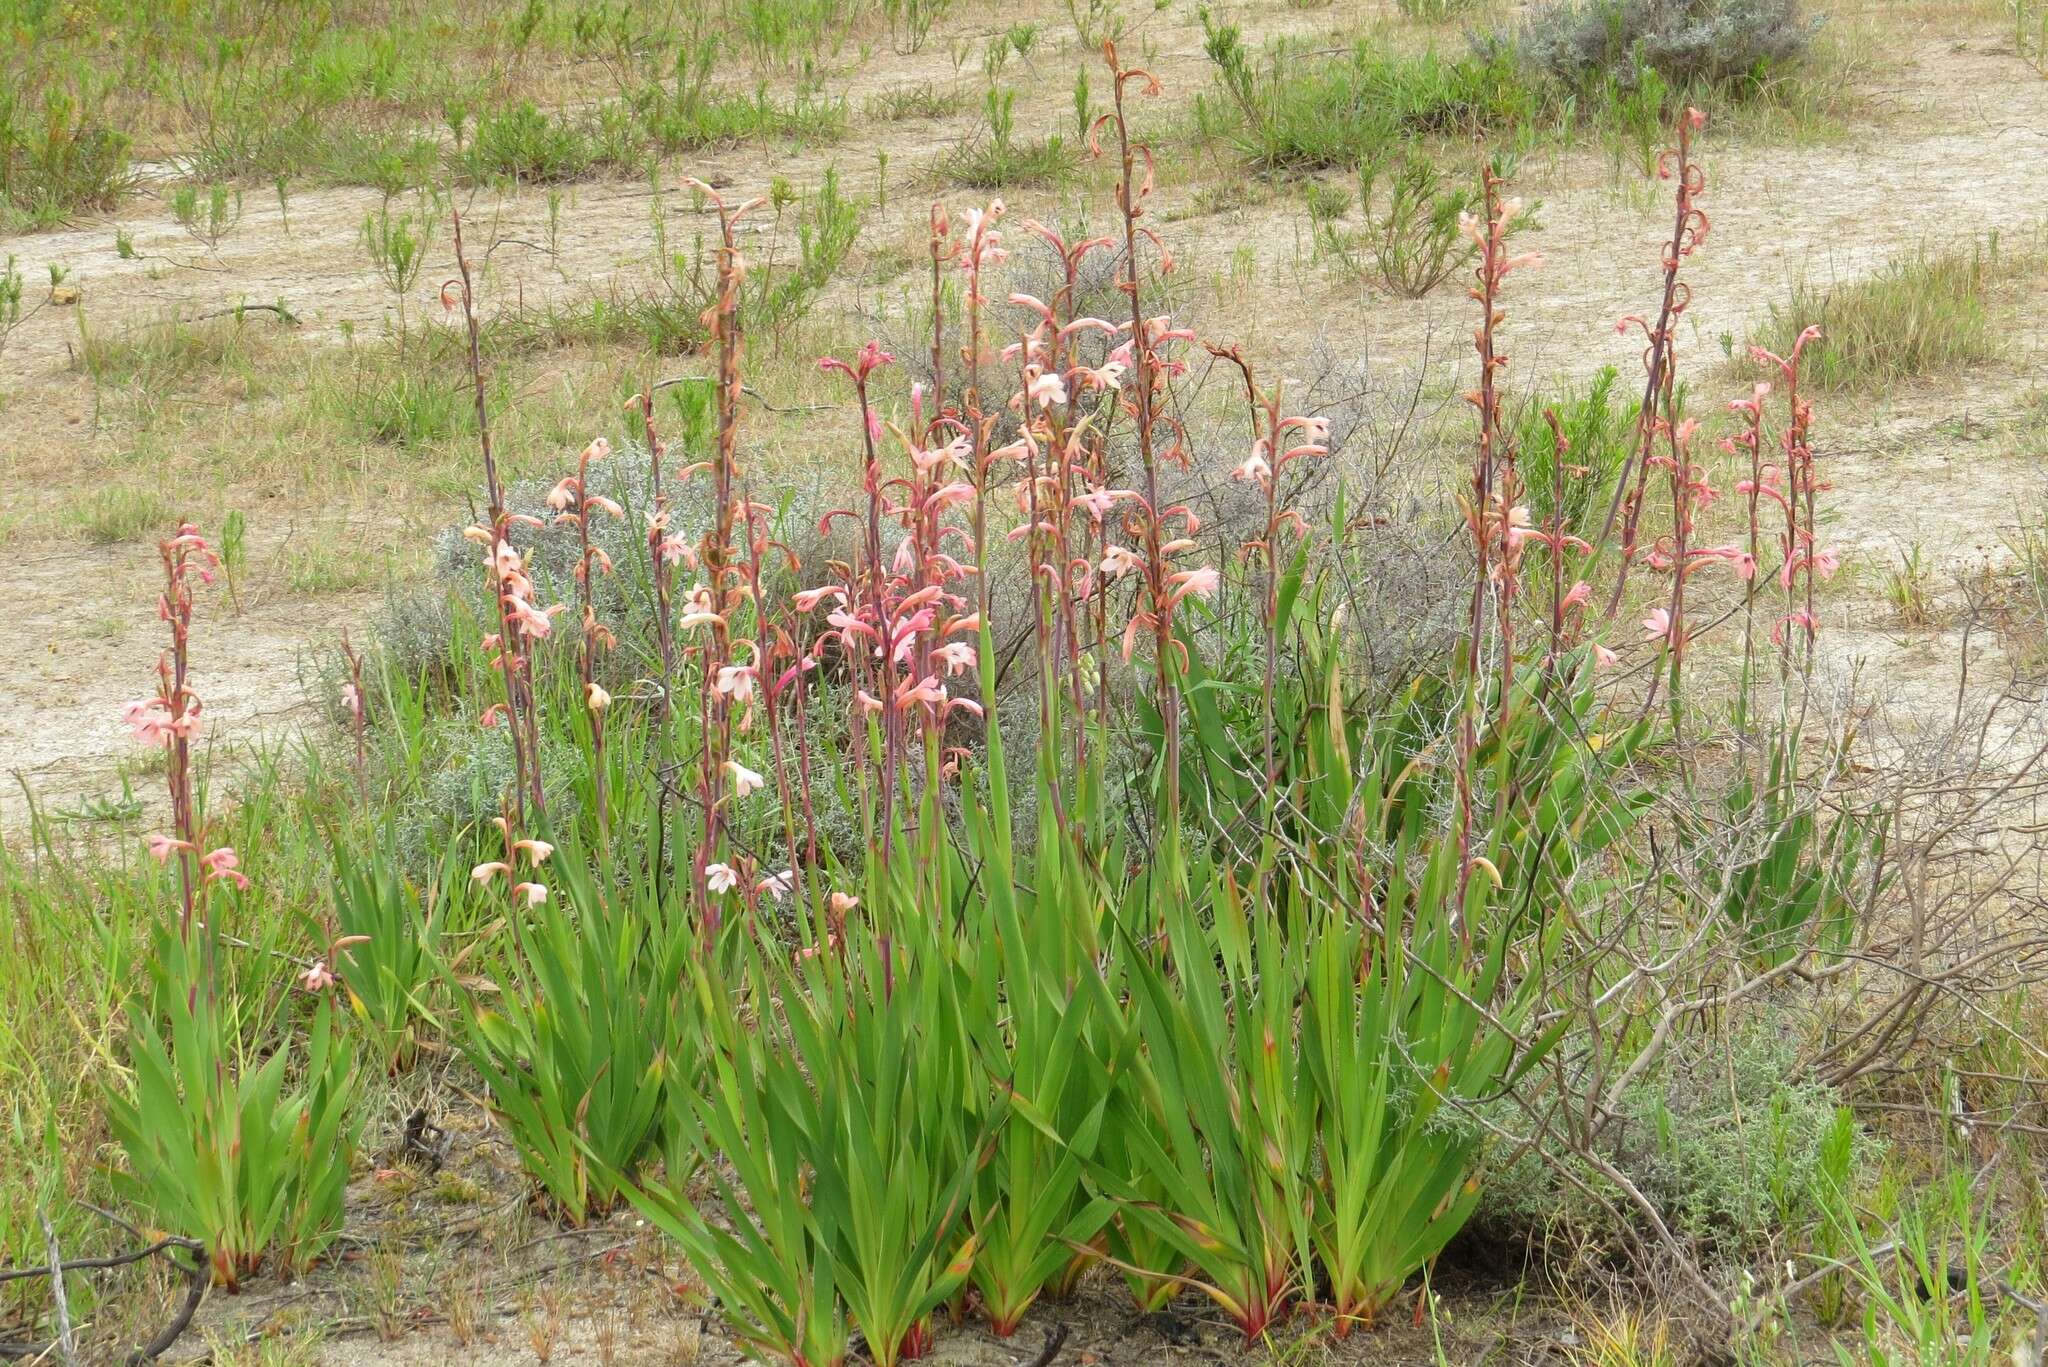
[1498,0,1818,90]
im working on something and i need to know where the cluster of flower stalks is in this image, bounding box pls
[103,63,1864,1360]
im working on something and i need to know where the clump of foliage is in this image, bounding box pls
[1497,0,1818,92]
[1746,239,2021,392]
[1200,13,1540,172]
[0,84,131,225]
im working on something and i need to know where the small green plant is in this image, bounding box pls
[1882,542,1935,626]
[0,85,132,225]
[0,254,23,358]
[114,227,136,258]
[1201,16,1538,172]
[361,197,436,335]
[2019,0,2048,74]
[943,87,1072,189]
[461,849,695,1224]
[459,102,596,183]
[1747,239,2021,391]
[68,486,173,544]
[884,0,954,52]
[107,928,361,1288]
[220,508,247,611]
[326,839,450,1072]
[1513,365,1635,534]
[1319,152,1481,297]
[1825,1169,2000,1366]
[171,182,243,251]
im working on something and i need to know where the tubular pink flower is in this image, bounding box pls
[725,759,766,799]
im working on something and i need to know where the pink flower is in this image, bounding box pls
[757,869,794,901]
[511,881,548,907]
[726,760,766,798]
[715,665,757,702]
[513,838,554,866]
[828,891,860,916]
[1100,546,1144,579]
[1561,581,1592,611]
[586,683,611,711]
[472,860,511,883]
[300,959,336,993]
[1772,612,1817,646]
[705,862,739,895]
[1025,369,1068,409]
[1593,643,1620,669]
[1232,442,1272,485]
[200,846,251,891]
[1165,566,1220,606]
[934,642,977,676]
[1642,607,1683,650]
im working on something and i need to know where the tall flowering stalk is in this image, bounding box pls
[1453,169,1541,929]
[957,200,1007,632]
[1599,108,1710,616]
[1531,411,1597,669]
[1726,378,1772,742]
[1213,346,1327,797]
[1745,325,1835,685]
[1092,42,1210,833]
[124,525,245,941]
[734,490,816,908]
[447,211,549,824]
[637,391,684,723]
[1640,415,1754,739]
[340,629,369,806]
[1003,221,1124,830]
[635,388,690,887]
[676,181,764,934]
[815,342,984,932]
[549,437,623,848]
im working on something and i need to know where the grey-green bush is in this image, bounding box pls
[1476,1022,1875,1258]
[1497,0,1817,91]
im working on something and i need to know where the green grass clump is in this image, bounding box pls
[0,84,132,226]
[68,487,174,544]
[941,88,1075,190]
[1747,239,2029,392]
[1200,18,1543,173]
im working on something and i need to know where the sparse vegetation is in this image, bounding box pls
[1746,238,2030,390]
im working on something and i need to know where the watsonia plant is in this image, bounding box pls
[435,62,1739,1365]
[107,525,360,1288]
